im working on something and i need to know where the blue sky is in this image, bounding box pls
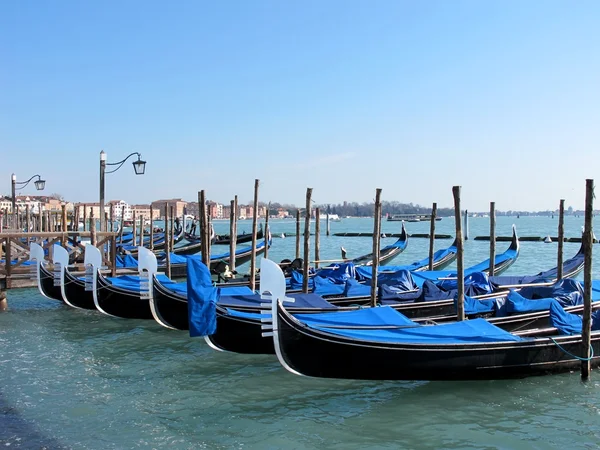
[1,1,599,210]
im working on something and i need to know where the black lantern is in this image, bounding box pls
[132,157,146,175]
[34,178,46,190]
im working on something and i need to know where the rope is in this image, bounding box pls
[550,337,595,361]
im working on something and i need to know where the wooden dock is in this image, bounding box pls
[0,231,121,289]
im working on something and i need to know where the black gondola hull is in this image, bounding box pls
[96,274,153,320]
[206,313,275,354]
[63,270,97,310]
[275,303,600,380]
[39,264,64,302]
[151,277,189,330]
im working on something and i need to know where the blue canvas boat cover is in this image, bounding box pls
[115,254,139,268]
[343,279,371,297]
[518,279,586,305]
[107,273,174,292]
[219,292,337,310]
[379,285,422,303]
[294,305,417,329]
[312,277,346,296]
[458,295,497,315]
[310,317,524,344]
[316,263,357,283]
[549,302,600,335]
[380,279,455,304]
[187,257,218,336]
[505,290,561,314]
[438,272,494,296]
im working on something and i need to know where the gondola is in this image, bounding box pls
[188,236,585,356]
[151,229,508,332]
[341,222,408,266]
[165,238,271,278]
[187,224,264,246]
[172,224,215,256]
[30,243,63,302]
[85,244,178,320]
[264,256,600,380]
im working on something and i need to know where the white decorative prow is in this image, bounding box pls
[30,242,48,299]
[259,258,302,376]
[52,244,76,308]
[84,244,109,315]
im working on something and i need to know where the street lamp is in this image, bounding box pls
[99,150,147,231]
[11,173,46,213]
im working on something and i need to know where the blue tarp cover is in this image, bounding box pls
[310,318,524,344]
[187,258,218,336]
[294,305,417,328]
[343,279,371,297]
[115,254,139,268]
[355,245,457,279]
[312,277,346,296]
[108,273,174,292]
[316,263,357,283]
[224,308,270,320]
[219,292,337,310]
[505,290,560,314]
[439,272,494,296]
[458,295,496,315]
[518,279,585,305]
[549,302,600,335]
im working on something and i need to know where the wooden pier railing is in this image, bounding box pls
[0,231,119,289]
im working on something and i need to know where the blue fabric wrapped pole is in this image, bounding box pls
[187,256,218,337]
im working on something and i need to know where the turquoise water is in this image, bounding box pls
[2,216,600,449]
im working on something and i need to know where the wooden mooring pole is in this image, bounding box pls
[557,199,565,280]
[132,210,137,246]
[83,204,87,232]
[581,179,594,380]
[249,179,259,291]
[164,203,171,279]
[295,209,301,259]
[170,206,175,251]
[199,192,209,267]
[139,214,145,248]
[38,205,43,233]
[150,205,154,251]
[370,189,382,308]
[453,186,465,321]
[230,196,238,273]
[110,204,114,232]
[302,188,313,293]
[264,202,270,260]
[90,208,96,247]
[428,202,437,271]
[315,207,320,269]
[489,202,496,276]
[326,212,330,236]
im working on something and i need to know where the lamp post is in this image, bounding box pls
[99,150,146,231]
[11,173,46,227]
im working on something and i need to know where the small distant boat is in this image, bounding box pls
[319,213,341,222]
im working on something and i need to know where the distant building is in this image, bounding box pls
[185,201,199,218]
[207,201,223,219]
[131,204,161,220]
[74,202,110,219]
[151,199,187,218]
[107,200,133,220]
